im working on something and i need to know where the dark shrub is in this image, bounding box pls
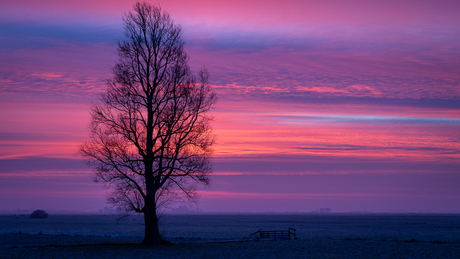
[30,209,48,219]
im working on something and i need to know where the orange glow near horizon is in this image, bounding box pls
[1,99,458,164]
[211,107,460,164]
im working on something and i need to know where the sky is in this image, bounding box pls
[0,0,459,213]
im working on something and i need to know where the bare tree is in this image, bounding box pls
[79,2,216,245]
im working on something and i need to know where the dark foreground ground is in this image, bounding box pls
[2,214,460,258]
[1,233,459,259]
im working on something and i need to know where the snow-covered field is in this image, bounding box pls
[1,214,459,258]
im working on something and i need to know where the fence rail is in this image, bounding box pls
[250,228,297,240]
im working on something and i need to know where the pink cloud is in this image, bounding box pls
[296,86,349,94]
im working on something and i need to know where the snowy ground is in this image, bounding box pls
[1,214,459,258]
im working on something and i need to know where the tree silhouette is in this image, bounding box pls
[79,2,216,245]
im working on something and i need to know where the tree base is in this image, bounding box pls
[141,238,174,246]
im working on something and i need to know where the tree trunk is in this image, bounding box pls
[142,196,162,245]
[143,91,160,245]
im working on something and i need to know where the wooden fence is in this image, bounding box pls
[250,228,297,240]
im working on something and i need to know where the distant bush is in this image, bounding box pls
[29,209,48,219]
